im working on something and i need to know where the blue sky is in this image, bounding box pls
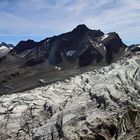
[0,0,140,45]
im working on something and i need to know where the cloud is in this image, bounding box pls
[0,0,139,45]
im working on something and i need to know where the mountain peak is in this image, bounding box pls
[0,42,13,58]
[0,42,14,48]
[72,24,89,33]
[75,24,88,29]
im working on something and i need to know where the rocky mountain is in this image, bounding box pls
[128,44,140,52]
[0,24,140,140]
[0,25,127,95]
[0,48,139,140]
[0,42,13,58]
[9,25,126,67]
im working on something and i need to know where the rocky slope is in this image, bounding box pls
[0,50,139,140]
[0,25,126,95]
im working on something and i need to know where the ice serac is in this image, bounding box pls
[0,50,139,140]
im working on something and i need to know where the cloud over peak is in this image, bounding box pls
[0,0,140,45]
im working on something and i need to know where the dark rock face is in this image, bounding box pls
[10,39,42,54]
[131,47,140,52]
[78,45,103,66]
[7,24,126,67]
[47,24,104,65]
[102,32,126,64]
[22,44,48,66]
[128,44,140,52]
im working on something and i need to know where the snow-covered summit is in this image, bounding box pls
[0,42,13,57]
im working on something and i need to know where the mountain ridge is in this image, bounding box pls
[8,24,126,66]
[0,42,14,58]
[0,24,137,95]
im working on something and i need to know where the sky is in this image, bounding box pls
[0,0,140,45]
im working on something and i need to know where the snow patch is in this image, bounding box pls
[103,46,106,51]
[38,79,47,84]
[55,66,62,71]
[21,49,32,58]
[101,34,109,41]
[66,50,76,56]
[0,46,11,57]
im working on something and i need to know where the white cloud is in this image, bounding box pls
[0,0,139,45]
